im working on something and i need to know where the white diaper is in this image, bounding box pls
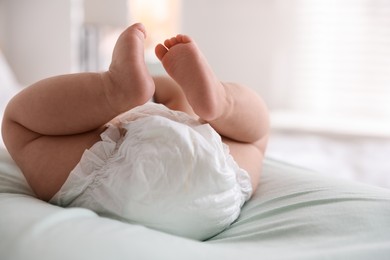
[50,103,253,240]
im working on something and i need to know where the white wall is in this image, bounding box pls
[1,0,292,109]
[0,0,81,86]
[181,0,295,108]
[0,1,6,51]
[0,0,132,86]
[84,0,129,26]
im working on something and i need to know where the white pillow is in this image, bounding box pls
[0,148,35,196]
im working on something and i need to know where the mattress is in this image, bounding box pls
[1,148,390,260]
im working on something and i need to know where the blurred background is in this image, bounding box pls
[1,0,390,188]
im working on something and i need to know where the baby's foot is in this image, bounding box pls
[105,23,155,114]
[155,35,226,121]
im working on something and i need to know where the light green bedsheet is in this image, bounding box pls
[1,148,389,260]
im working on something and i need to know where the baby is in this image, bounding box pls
[1,23,269,240]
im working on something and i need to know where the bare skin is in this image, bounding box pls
[1,23,269,201]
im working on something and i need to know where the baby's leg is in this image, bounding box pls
[155,36,269,143]
[2,23,154,201]
[155,35,269,191]
[153,75,196,117]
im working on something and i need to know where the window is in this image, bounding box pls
[80,0,180,73]
[272,0,390,137]
[129,0,181,63]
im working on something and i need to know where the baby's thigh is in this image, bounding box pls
[6,119,105,201]
[222,137,263,192]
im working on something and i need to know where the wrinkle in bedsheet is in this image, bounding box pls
[1,153,390,259]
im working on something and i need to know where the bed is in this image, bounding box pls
[1,47,390,260]
[1,147,390,260]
